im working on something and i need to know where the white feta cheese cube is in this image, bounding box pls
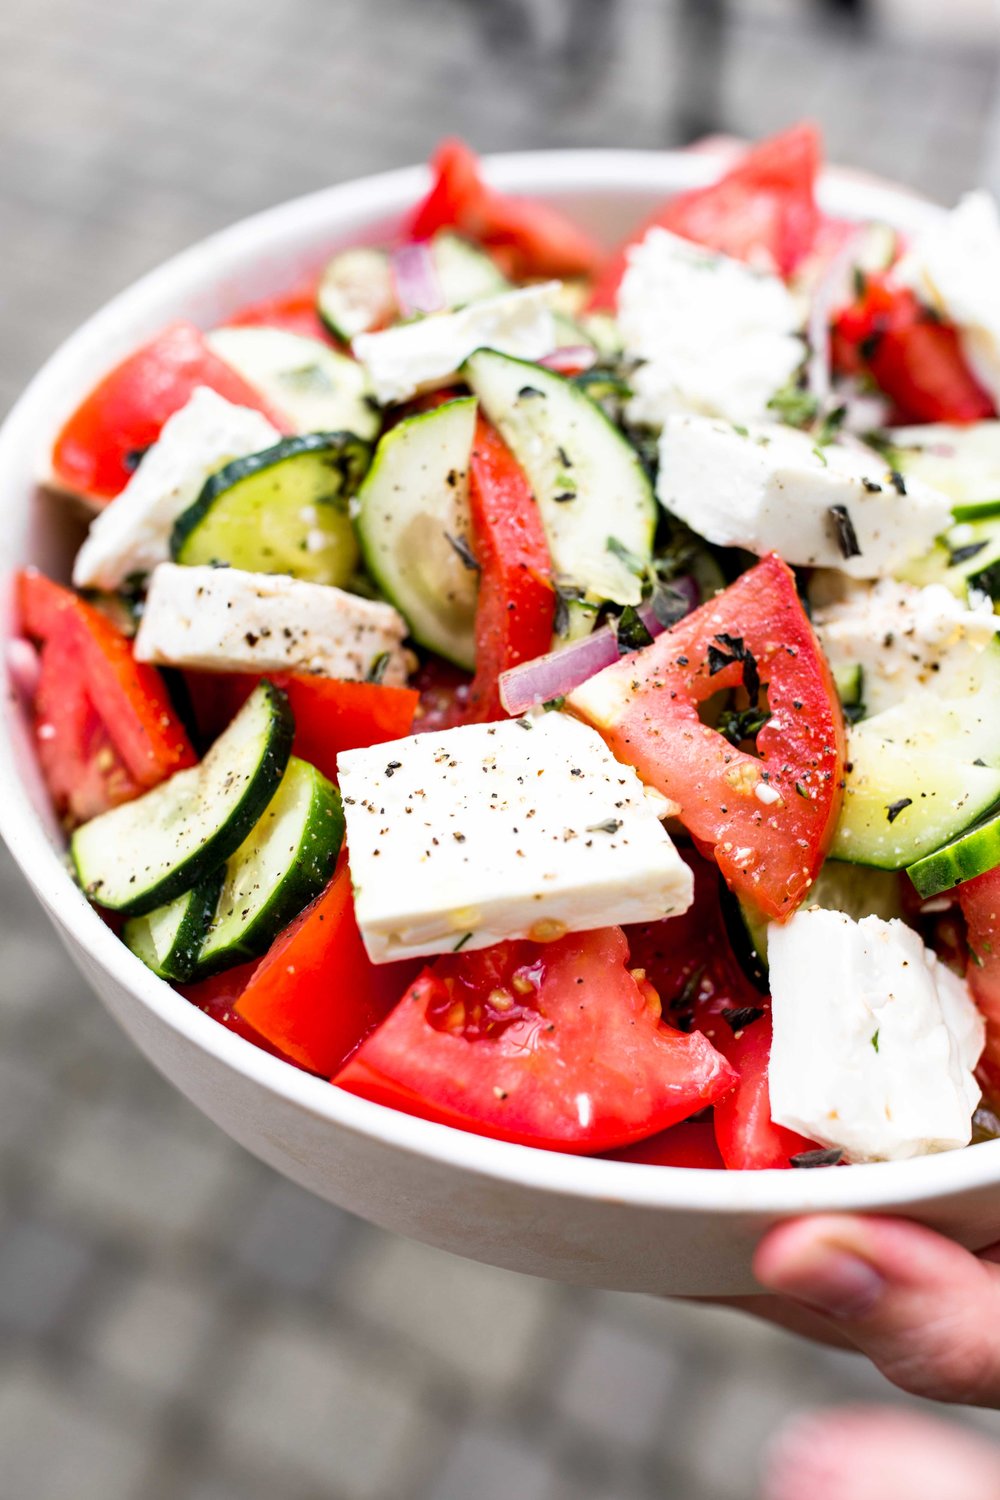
[618,227,805,428]
[337,711,693,963]
[352,283,559,404]
[72,388,280,592]
[813,578,1000,715]
[657,415,952,578]
[896,191,1000,409]
[768,908,984,1162]
[133,563,409,684]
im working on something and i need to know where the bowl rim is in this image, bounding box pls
[2,146,998,1218]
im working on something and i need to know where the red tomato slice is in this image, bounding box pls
[19,571,196,825]
[50,321,290,504]
[590,123,822,308]
[708,1012,816,1170]
[957,869,1000,1109]
[571,554,845,920]
[459,416,554,723]
[180,960,293,1060]
[234,860,420,1076]
[604,1120,724,1169]
[334,927,736,1153]
[184,671,418,780]
[409,139,603,280]
[832,276,994,424]
[225,279,332,343]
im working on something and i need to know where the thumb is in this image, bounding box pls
[754,1215,1000,1406]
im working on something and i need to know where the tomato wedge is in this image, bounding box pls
[410,138,603,281]
[604,1120,724,1169]
[225,279,331,343]
[184,671,418,779]
[18,571,196,825]
[461,416,554,723]
[832,275,994,424]
[957,869,1000,1109]
[570,553,845,920]
[590,123,822,308]
[50,321,289,504]
[334,926,736,1152]
[234,860,419,1077]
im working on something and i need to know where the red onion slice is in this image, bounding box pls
[538,345,599,375]
[499,578,698,717]
[391,243,445,318]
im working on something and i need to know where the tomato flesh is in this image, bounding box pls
[50,321,289,504]
[410,139,603,281]
[334,926,736,1152]
[957,869,1000,1109]
[604,1119,724,1169]
[225,279,331,342]
[590,123,822,308]
[572,553,845,920]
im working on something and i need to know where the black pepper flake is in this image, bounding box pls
[721,1005,765,1033]
[553,490,577,504]
[556,445,573,468]
[123,445,151,472]
[886,797,912,823]
[828,504,861,559]
[790,1148,843,1169]
[948,539,989,567]
[889,469,907,495]
[453,831,466,842]
[861,477,882,493]
[384,760,403,778]
[444,531,480,571]
[517,384,545,399]
[244,631,259,647]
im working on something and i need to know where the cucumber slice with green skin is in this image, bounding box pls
[833,662,864,715]
[831,733,1000,868]
[171,432,370,587]
[318,247,396,343]
[897,516,1000,604]
[355,396,478,669]
[205,327,380,443]
[122,868,224,981]
[463,349,656,606]
[194,757,344,977]
[888,421,1000,515]
[72,681,294,916]
[907,804,1000,897]
[857,691,1000,767]
[431,233,509,305]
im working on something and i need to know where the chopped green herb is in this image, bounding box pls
[871,1029,880,1053]
[721,1005,765,1033]
[886,797,913,824]
[453,932,474,952]
[542,695,566,712]
[790,1148,843,1169]
[716,706,771,748]
[615,606,654,655]
[366,651,391,685]
[829,504,861,560]
[767,382,819,429]
[444,531,480,571]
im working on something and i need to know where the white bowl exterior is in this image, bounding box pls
[3,151,1000,1296]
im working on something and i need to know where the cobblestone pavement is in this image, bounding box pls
[3,2,1000,1497]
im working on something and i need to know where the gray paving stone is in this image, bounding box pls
[0,1216,96,1338]
[343,1234,554,1396]
[432,1423,560,1500]
[552,1315,682,1452]
[88,1263,218,1398]
[233,1177,354,1293]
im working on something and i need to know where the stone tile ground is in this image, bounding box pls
[2,1,1000,1496]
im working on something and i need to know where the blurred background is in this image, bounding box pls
[3,1,1000,1497]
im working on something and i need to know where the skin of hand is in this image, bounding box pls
[719,1214,1000,1406]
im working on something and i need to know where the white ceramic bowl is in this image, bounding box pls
[3,151,1000,1297]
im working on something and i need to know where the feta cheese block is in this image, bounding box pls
[352,283,559,404]
[768,908,984,1162]
[73,388,281,591]
[657,416,952,578]
[338,711,693,963]
[134,563,410,684]
[618,227,805,427]
[813,578,1000,715]
[895,191,1000,408]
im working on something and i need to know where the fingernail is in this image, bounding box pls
[764,1244,885,1320]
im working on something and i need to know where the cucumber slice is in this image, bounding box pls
[907,805,1000,897]
[72,681,293,915]
[858,691,1000,767]
[171,433,370,587]
[831,733,1000,868]
[431,233,509,305]
[897,516,1000,604]
[833,662,864,715]
[195,757,344,976]
[888,421,1000,515]
[318,247,396,342]
[463,349,656,606]
[205,327,380,443]
[355,396,478,669]
[122,868,224,981]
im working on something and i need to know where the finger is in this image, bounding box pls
[754,1216,1000,1406]
[762,1406,1000,1500]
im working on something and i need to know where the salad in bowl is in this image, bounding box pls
[11,123,1000,1183]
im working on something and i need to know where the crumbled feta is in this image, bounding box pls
[337,711,693,963]
[133,563,409,684]
[657,416,952,578]
[618,228,805,427]
[72,388,280,591]
[896,191,1000,408]
[353,284,560,404]
[768,908,983,1162]
[813,578,1000,715]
